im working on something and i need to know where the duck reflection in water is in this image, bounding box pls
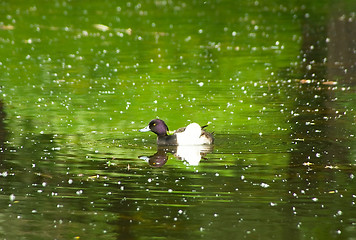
[139,145,214,167]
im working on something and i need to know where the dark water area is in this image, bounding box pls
[0,0,355,239]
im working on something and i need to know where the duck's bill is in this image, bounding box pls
[139,125,151,132]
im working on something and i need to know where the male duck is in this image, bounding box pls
[139,119,214,145]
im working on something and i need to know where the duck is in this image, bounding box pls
[139,119,214,145]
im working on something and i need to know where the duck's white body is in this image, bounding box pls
[175,123,212,145]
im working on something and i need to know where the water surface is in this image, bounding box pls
[0,0,355,239]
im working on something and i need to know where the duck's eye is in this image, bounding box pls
[153,123,156,126]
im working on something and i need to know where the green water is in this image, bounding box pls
[0,0,355,239]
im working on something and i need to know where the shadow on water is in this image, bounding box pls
[279,3,355,239]
[289,5,355,166]
[0,101,7,156]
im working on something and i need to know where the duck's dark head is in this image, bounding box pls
[139,119,169,136]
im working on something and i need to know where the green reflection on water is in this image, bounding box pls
[0,0,355,239]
